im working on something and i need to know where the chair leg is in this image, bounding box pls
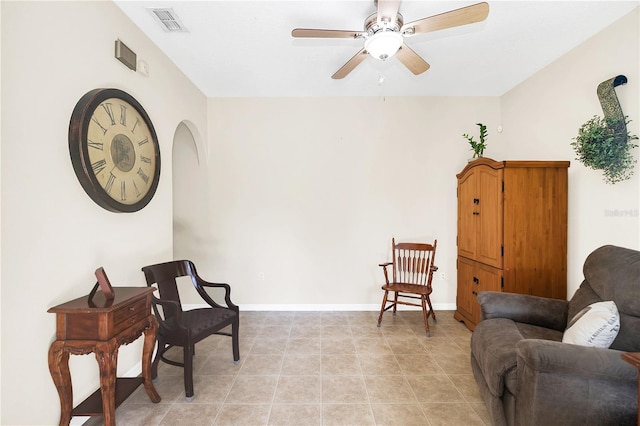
[377,290,389,327]
[232,319,240,364]
[183,344,194,401]
[421,296,431,337]
[426,295,437,323]
[393,292,398,316]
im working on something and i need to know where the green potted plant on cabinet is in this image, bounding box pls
[463,123,488,160]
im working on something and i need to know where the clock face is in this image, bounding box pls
[69,89,161,212]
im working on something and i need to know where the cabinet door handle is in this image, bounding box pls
[473,198,480,204]
[472,212,480,215]
[473,277,479,284]
[472,291,478,296]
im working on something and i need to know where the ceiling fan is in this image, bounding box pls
[291,1,489,79]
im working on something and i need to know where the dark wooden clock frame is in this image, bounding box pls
[68,88,161,213]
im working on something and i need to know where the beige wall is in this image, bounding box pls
[2,1,639,425]
[500,7,640,297]
[1,1,207,424]
[204,96,502,308]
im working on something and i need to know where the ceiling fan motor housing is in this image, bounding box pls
[364,13,404,60]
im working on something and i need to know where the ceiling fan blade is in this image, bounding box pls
[402,2,489,35]
[396,44,430,75]
[292,28,364,39]
[332,49,368,79]
[377,0,401,23]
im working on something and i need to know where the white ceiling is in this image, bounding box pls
[114,1,639,97]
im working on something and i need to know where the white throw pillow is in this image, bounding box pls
[562,301,620,348]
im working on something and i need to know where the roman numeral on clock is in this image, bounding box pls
[91,116,108,135]
[119,105,127,126]
[137,168,149,185]
[133,180,141,197]
[105,173,116,193]
[91,159,106,175]
[101,103,116,125]
[88,140,104,151]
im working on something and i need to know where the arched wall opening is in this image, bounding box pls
[172,121,210,271]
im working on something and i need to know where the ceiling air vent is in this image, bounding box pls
[148,8,188,32]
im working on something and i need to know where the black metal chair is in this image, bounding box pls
[142,260,239,401]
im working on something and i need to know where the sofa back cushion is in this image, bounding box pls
[568,245,640,352]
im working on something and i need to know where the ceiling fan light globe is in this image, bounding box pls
[365,31,403,61]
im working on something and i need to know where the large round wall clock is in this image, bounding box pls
[69,88,161,212]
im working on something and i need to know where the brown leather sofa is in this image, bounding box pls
[470,245,640,426]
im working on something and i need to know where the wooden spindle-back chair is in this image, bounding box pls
[377,238,438,336]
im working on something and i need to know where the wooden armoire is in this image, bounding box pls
[454,158,570,330]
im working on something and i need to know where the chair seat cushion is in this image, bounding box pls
[382,282,431,295]
[183,307,237,341]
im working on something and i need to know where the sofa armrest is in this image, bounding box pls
[516,339,637,383]
[478,291,568,331]
[515,339,639,425]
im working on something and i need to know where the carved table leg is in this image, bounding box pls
[95,339,118,426]
[48,341,72,426]
[142,315,161,402]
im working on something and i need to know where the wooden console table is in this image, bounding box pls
[48,287,161,426]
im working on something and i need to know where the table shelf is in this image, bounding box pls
[72,377,144,416]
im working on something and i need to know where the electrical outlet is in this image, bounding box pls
[440,272,446,280]
[258,272,265,281]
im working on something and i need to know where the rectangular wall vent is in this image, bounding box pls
[148,8,188,32]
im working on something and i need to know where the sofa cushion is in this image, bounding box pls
[572,245,640,352]
[583,245,640,317]
[611,313,640,352]
[567,280,601,320]
[562,301,620,348]
[516,322,564,342]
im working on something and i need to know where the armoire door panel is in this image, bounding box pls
[457,170,477,259]
[456,256,476,322]
[476,167,503,268]
[503,166,568,298]
[472,262,503,323]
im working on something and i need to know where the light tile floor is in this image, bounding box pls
[85,310,490,425]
